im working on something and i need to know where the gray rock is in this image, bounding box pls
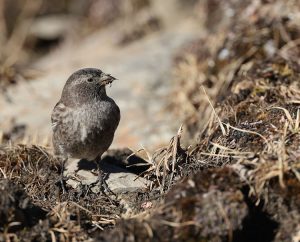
[65,158,149,194]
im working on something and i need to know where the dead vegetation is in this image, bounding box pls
[0,0,300,241]
[95,58,300,241]
[172,0,300,142]
[0,145,123,240]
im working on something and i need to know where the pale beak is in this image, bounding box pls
[100,74,117,86]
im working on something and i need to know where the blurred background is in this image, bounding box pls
[1,0,299,152]
[0,0,202,150]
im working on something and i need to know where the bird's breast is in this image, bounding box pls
[74,100,120,143]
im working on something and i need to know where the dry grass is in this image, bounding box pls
[171,0,300,141]
[0,145,123,241]
[156,1,300,240]
[133,125,187,193]
[188,57,300,192]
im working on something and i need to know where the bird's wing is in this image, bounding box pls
[51,101,68,131]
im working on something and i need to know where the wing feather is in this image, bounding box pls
[51,102,67,131]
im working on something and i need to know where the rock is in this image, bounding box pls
[65,158,149,194]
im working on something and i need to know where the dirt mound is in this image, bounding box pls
[0,146,124,240]
[0,179,47,232]
[95,1,300,241]
[172,0,300,141]
[94,55,300,241]
[96,168,245,242]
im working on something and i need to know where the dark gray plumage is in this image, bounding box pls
[51,68,120,192]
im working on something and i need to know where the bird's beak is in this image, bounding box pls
[100,74,117,86]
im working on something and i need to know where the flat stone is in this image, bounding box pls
[65,158,149,194]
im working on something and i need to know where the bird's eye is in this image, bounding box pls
[87,78,93,83]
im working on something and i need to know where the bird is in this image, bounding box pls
[51,68,120,194]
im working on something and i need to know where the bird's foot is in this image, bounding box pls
[56,157,68,194]
[60,176,67,194]
[55,175,69,194]
[90,170,117,205]
[99,172,116,196]
[100,185,118,206]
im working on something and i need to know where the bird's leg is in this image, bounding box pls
[96,159,116,197]
[59,157,68,193]
[96,161,104,191]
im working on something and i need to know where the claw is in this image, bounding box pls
[95,160,118,205]
[59,157,68,193]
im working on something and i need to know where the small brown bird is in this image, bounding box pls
[51,68,120,193]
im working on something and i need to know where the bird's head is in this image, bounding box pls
[61,68,117,106]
